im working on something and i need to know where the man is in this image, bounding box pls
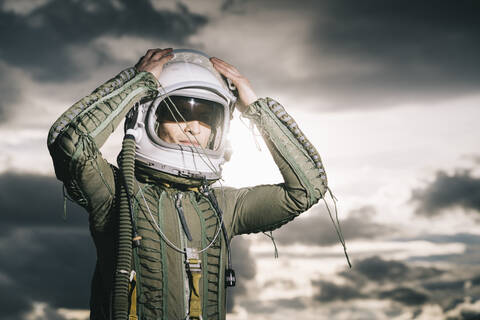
[48,48,329,320]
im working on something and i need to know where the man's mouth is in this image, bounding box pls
[178,140,200,147]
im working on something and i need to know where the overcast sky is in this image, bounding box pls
[1,0,480,319]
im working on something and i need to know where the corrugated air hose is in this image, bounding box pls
[113,134,137,320]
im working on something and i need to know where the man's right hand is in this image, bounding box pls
[135,48,174,79]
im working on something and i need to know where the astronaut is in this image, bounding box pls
[48,48,330,320]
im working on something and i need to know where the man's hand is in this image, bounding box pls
[135,48,174,79]
[210,57,258,113]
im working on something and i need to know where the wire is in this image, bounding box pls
[156,85,222,176]
[136,180,224,254]
[322,187,352,268]
[151,84,232,262]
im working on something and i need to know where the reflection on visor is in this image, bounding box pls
[156,96,224,128]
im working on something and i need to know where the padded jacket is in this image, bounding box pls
[47,68,328,320]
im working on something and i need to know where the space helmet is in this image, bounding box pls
[125,49,237,186]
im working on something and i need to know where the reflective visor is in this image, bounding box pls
[156,95,224,129]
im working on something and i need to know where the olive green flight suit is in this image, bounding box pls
[47,68,328,320]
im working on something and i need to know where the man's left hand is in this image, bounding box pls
[210,57,258,113]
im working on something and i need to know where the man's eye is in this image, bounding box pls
[199,121,211,129]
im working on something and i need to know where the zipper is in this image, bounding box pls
[174,192,193,319]
[176,216,189,319]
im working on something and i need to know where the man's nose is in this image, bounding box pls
[185,120,201,135]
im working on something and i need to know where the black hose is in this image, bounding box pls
[112,135,136,320]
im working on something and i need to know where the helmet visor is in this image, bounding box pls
[154,95,225,151]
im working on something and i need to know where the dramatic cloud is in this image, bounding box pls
[378,287,428,306]
[273,205,394,246]
[412,169,480,216]
[459,310,480,320]
[0,172,95,316]
[0,172,87,230]
[353,256,409,282]
[311,0,480,105]
[310,255,480,318]
[0,228,95,309]
[348,256,443,284]
[312,280,364,302]
[207,0,480,110]
[0,0,207,81]
[312,279,429,306]
[0,280,32,320]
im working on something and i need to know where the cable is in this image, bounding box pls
[156,85,222,176]
[136,180,223,254]
[322,187,352,268]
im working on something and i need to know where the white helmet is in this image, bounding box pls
[125,49,237,185]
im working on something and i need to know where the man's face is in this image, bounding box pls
[157,120,212,148]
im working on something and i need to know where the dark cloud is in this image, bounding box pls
[0,0,208,81]
[273,205,395,246]
[0,172,95,316]
[226,237,256,313]
[311,270,431,308]
[312,280,364,302]
[311,0,480,107]
[351,256,443,283]
[311,257,434,305]
[0,281,32,320]
[459,310,480,320]
[0,172,88,230]
[423,279,465,292]
[412,169,480,217]
[471,274,480,286]
[235,0,480,109]
[0,228,95,309]
[325,255,480,316]
[354,256,409,282]
[379,287,428,306]
[419,274,480,313]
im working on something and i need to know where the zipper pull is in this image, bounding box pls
[175,193,193,242]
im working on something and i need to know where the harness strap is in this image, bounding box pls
[129,272,138,320]
[186,249,202,319]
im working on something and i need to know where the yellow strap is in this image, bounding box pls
[129,274,138,320]
[188,258,202,319]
